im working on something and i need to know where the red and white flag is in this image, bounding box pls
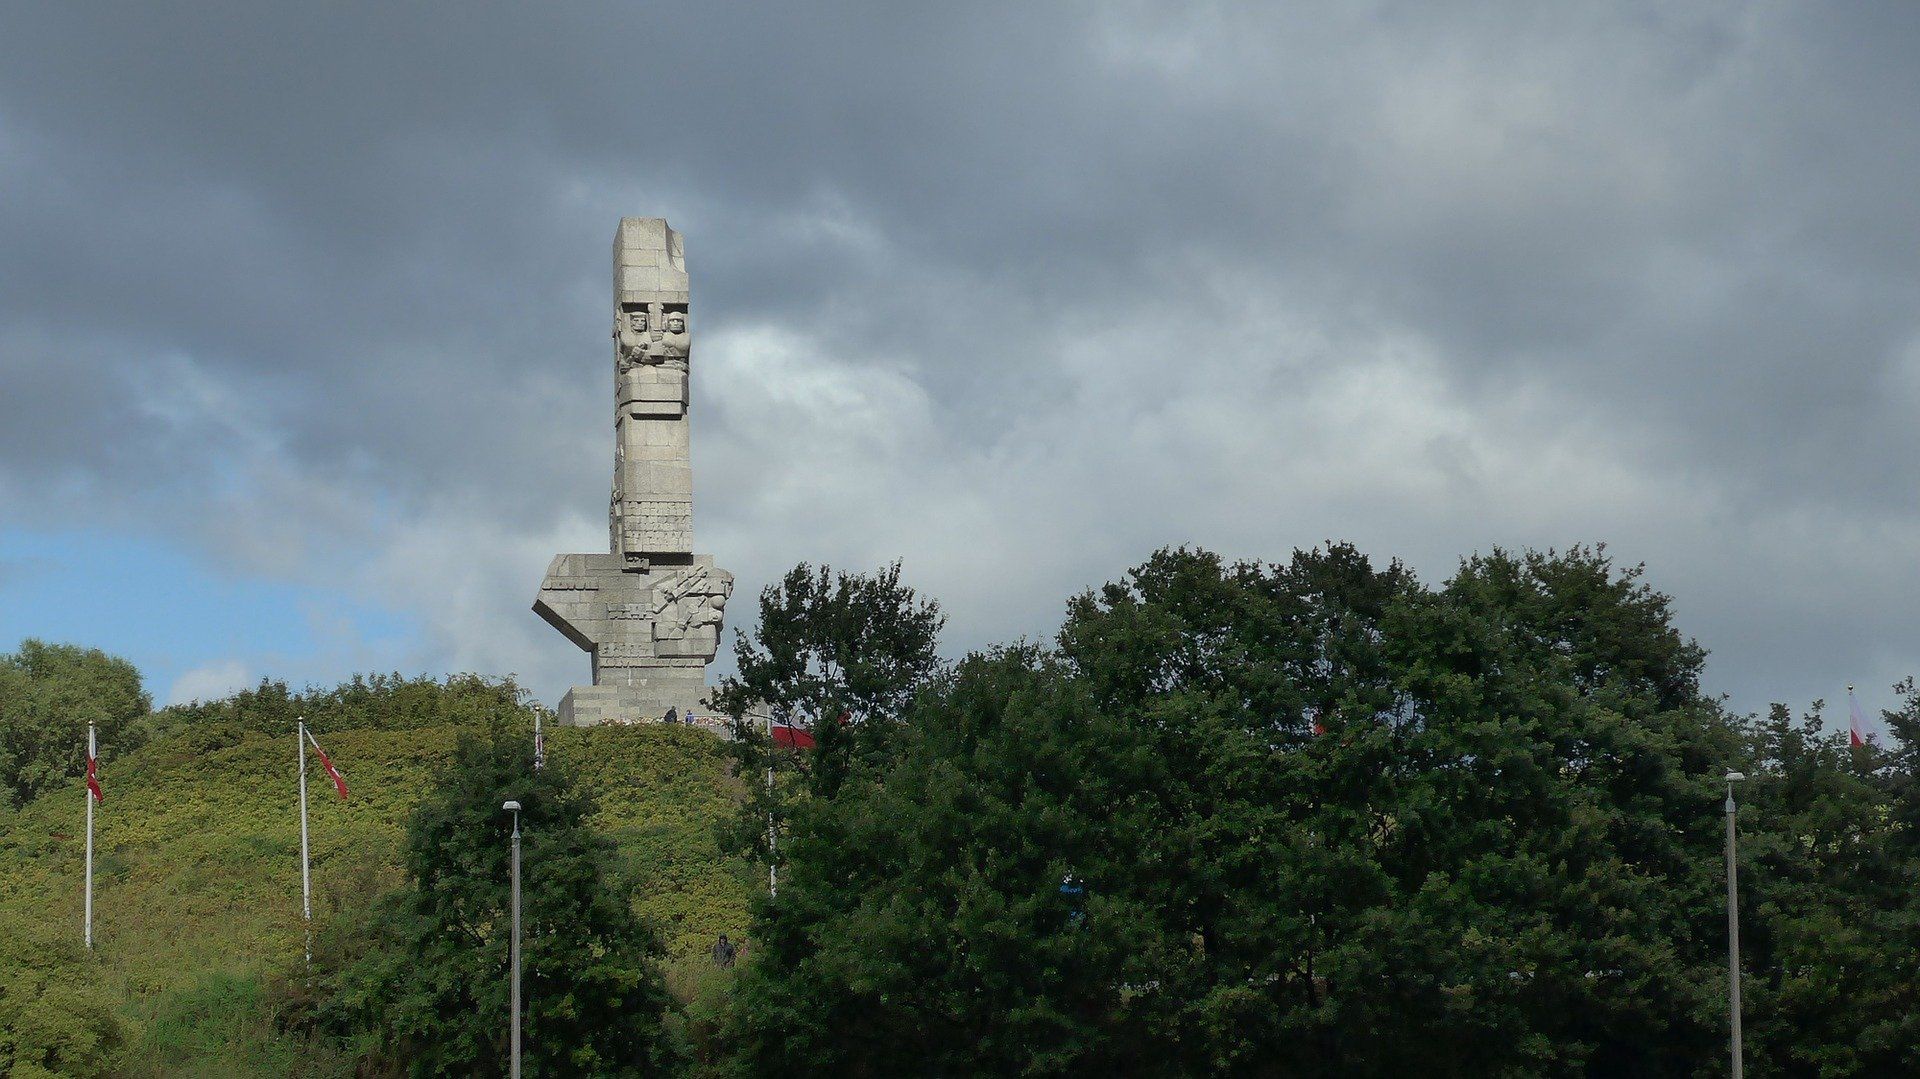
[1847,685,1874,748]
[306,730,349,799]
[85,747,103,803]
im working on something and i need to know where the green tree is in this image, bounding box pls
[728,647,1162,1076]
[711,561,944,872]
[315,721,681,1076]
[0,638,150,808]
[1736,699,1920,1075]
[1876,679,1920,1067]
[730,546,1746,1076]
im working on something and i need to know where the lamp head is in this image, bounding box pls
[503,800,521,812]
[1725,771,1745,783]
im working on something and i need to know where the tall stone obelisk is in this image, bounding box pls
[533,218,733,725]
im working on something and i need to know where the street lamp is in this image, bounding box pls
[1724,772,1745,1079]
[503,800,522,1079]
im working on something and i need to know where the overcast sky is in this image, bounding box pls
[2,2,1916,724]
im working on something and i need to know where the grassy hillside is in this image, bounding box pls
[0,712,751,1076]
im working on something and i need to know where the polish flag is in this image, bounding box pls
[85,751,103,803]
[1847,685,1874,749]
[306,730,349,799]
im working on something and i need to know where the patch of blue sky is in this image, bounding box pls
[0,527,417,706]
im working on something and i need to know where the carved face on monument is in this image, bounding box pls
[626,310,650,333]
[665,312,686,334]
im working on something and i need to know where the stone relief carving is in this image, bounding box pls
[661,311,689,362]
[614,306,689,372]
[651,565,734,640]
[615,307,649,365]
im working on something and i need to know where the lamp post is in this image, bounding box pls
[503,800,522,1079]
[1724,771,1745,1079]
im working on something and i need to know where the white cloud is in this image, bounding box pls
[167,658,254,707]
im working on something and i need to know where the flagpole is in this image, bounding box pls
[298,718,312,966]
[85,720,95,950]
[766,711,777,898]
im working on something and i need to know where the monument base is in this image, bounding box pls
[556,678,715,727]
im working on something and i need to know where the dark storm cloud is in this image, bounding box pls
[3,2,1918,714]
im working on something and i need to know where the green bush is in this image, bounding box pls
[0,639,150,808]
[0,933,123,1079]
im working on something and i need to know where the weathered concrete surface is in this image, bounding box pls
[534,219,732,724]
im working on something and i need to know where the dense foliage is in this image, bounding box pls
[1735,699,1920,1073]
[140,669,528,743]
[712,560,945,870]
[0,638,149,807]
[306,722,681,1076]
[725,548,1920,1077]
[0,934,124,1079]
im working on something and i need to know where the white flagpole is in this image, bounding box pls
[298,717,312,965]
[85,720,95,950]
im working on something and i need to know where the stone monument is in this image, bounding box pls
[533,218,734,725]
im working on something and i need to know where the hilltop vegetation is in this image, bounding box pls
[6,544,1920,1075]
[0,669,749,1076]
[719,549,1920,1076]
